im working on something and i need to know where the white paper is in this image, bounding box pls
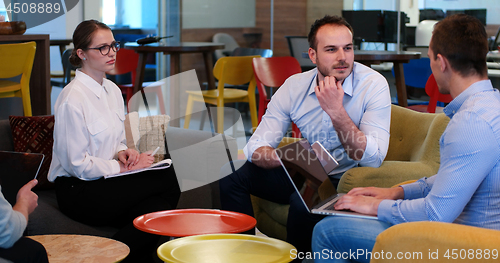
[105,159,172,179]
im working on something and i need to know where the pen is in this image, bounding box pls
[150,146,160,156]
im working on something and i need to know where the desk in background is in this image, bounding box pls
[124,42,224,127]
[354,50,421,108]
[485,51,500,90]
[487,50,500,62]
[50,39,72,57]
[0,34,50,115]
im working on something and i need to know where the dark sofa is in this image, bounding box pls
[0,119,235,237]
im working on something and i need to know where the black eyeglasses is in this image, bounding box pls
[86,41,120,55]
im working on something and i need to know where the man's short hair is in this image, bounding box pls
[308,15,353,50]
[430,14,488,77]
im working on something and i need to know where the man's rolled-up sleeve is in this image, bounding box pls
[358,85,391,168]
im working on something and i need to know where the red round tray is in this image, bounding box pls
[133,209,256,237]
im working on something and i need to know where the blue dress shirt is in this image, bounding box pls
[244,62,392,178]
[379,80,500,230]
[0,188,26,248]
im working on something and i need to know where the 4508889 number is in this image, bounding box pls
[6,3,61,14]
[444,249,498,260]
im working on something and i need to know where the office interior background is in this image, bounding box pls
[0,0,499,115]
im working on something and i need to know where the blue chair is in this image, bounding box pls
[393,58,431,89]
[51,48,76,88]
[392,58,432,104]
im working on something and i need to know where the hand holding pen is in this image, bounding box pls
[150,146,160,156]
[118,147,158,171]
[118,149,140,170]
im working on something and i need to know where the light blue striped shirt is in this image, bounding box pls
[379,80,500,230]
[0,187,26,248]
[244,62,392,178]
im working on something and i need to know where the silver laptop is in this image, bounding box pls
[275,140,378,220]
[0,151,44,206]
[275,139,338,185]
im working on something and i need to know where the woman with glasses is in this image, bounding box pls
[48,20,180,263]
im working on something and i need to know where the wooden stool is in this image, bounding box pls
[28,234,129,263]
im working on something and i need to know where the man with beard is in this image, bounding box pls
[312,14,500,263]
[220,15,391,255]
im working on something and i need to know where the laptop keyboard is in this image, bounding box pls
[322,196,341,211]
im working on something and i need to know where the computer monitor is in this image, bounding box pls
[342,10,382,43]
[405,26,416,46]
[382,10,407,44]
[446,9,486,25]
[342,10,407,45]
[419,9,445,22]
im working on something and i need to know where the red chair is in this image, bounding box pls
[252,56,302,137]
[407,74,452,113]
[107,48,165,114]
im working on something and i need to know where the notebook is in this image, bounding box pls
[105,158,172,179]
[275,141,378,220]
[0,151,44,206]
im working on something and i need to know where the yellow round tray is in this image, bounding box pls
[157,234,296,263]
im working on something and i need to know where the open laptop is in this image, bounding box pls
[275,140,378,220]
[0,151,44,206]
[275,139,338,185]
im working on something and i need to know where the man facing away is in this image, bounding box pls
[219,15,392,253]
[312,13,500,263]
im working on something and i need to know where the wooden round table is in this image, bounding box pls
[28,234,129,263]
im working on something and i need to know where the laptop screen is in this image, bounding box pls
[0,151,44,206]
[275,140,331,210]
[276,146,378,220]
[275,140,330,185]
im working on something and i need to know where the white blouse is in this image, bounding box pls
[48,70,128,181]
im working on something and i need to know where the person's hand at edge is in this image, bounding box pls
[118,149,140,169]
[128,152,154,170]
[13,179,39,221]
[347,186,405,200]
[334,194,382,216]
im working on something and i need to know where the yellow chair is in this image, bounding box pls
[183,55,259,134]
[354,178,500,263]
[0,42,37,116]
[371,179,500,262]
[371,222,500,263]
